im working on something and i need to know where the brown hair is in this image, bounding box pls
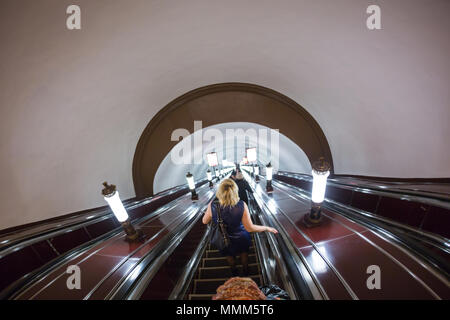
[216,178,240,207]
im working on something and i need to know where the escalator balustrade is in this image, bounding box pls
[188,237,262,300]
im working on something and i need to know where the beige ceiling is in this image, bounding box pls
[0,0,449,229]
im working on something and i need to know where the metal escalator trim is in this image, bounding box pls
[258,189,358,300]
[26,191,195,300]
[277,171,450,209]
[168,225,211,300]
[243,171,326,299]
[245,190,270,287]
[247,195,300,299]
[275,180,450,290]
[276,181,444,300]
[252,190,325,300]
[254,211,299,299]
[325,198,450,249]
[275,178,450,279]
[274,176,450,258]
[85,208,197,300]
[6,184,205,300]
[0,183,193,254]
[107,188,217,300]
[244,177,326,300]
[252,230,270,285]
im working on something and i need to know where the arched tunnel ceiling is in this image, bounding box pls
[154,122,312,193]
[0,0,449,229]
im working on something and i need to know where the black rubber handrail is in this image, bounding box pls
[278,171,450,205]
[0,180,206,258]
[274,179,450,280]
[1,182,208,300]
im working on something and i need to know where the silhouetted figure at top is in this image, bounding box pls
[231,170,253,205]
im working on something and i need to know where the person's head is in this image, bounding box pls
[216,178,239,207]
[212,277,266,300]
[235,171,244,180]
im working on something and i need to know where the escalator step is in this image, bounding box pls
[206,246,255,258]
[199,263,259,279]
[207,241,255,251]
[202,254,257,268]
[194,275,262,294]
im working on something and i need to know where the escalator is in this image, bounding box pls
[0,179,217,300]
[5,168,445,300]
[169,190,315,301]
[187,237,261,300]
[0,180,202,296]
[242,170,449,299]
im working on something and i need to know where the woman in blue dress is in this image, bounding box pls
[203,178,278,276]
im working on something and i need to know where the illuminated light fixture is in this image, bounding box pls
[186,172,199,201]
[246,147,257,178]
[206,152,219,167]
[102,182,143,242]
[215,168,219,180]
[254,165,260,182]
[246,147,257,162]
[302,157,331,228]
[242,157,248,165]
[207,169,213,188]
[266,162,273,192]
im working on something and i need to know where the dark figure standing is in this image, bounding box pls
[231,170,253,205]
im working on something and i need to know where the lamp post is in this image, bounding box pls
[302,157,330,228]
[266,162,273,192]
[186,172,199,201]
[215,168,219,181]
[207,169,213,188]
[206,152,219,182]
[246,147,257,178]
[102,182,143,242]
[254,164,260,182]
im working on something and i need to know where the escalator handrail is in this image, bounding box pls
[168,225,212,300]
[240,171,323,300]
[273,179,450,281]
[111,189,217,300]
[247,193,301,299]
[277,171,450,209]
[276,173,450,246]
[250,190,323,300]
[0,181,206,258]
[1,184,206,300]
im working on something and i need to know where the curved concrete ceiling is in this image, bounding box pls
[153,122,312,193]
[0,0,449,229]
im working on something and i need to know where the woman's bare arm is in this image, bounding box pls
[241,203,278,233]
[202,202,212,224]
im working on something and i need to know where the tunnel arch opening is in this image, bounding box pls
[153,122,313,194]
[133,82,333,196]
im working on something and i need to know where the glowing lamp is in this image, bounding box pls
[207,169,213,188]
[246,147,257,162]
[207,152,219,167]
[311,169,330,203]
[254,165,260,182]
[303,157,331,228]
[102,182,143,242]
[266,162,273,192]
[186,172,198,200]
